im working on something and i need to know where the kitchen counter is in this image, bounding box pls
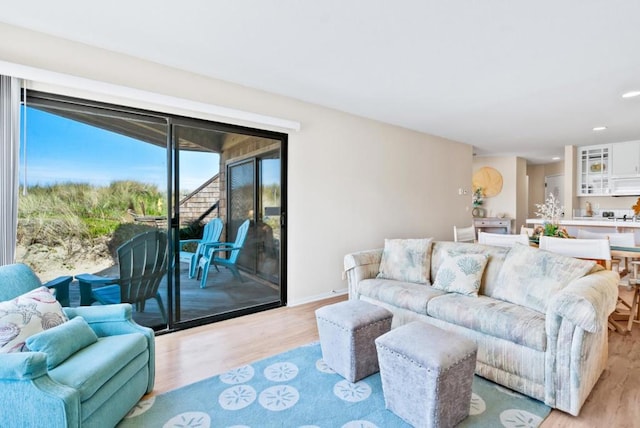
[526,218,640,229]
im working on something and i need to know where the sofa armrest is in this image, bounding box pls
[0,353,80,426]
[343,249,383,299]
[63,303,156,393]
[0,352,48,380]
[543,269,618,415]
[546,269,619,333]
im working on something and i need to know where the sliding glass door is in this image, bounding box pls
[18,90,287,332]
[228,153,282,284]
[173,123,285,327]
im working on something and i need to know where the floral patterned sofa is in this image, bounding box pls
[344,240,619,416]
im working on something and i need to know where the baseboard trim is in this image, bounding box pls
[288,288,348,307]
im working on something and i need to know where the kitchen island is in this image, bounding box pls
[526,217,640,241]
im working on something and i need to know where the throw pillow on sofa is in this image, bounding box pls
[377,238,433,284]
[432,251,489,296]
[26,316,98,369]
[0,286,68,353]
[493,243,596,313]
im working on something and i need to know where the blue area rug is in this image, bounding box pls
[119,342,551,427]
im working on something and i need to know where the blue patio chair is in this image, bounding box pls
[76,229,168,323]
[179,218,224,278]
[196,219,250,288]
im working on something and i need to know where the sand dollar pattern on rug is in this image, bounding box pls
[469,393,487,416]
[125,396,155,418]
[258,385,300,411]
[264,361,298,382]
[315,358,336,374]
[162,411,210,428]
[500,409,543,428]
[333,379,372,403]
[219,384,257,411]
[220,365,255,385]
[119,342,550,427]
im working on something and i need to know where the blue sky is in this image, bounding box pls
[20,107,220,192]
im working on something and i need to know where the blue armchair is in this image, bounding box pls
[0,263,155,427]
[0,262,73,307]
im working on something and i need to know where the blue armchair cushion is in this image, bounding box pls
[25,316,98,369]
[0,286,68,353]
[48,333,148,401]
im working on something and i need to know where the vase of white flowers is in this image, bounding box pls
[533,193,570,238]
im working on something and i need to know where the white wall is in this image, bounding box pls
[0,23,473,305]
[516,157,528,231]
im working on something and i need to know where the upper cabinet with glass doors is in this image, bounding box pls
[577,144,611,196]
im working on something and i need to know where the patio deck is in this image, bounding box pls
[67,262,281,328]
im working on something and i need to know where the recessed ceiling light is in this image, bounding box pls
[593,126,607,131]
[622,91,640,98]
[551,156,561,161]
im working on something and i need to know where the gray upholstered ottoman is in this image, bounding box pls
[375,321,477,428]
[315,299,393,382]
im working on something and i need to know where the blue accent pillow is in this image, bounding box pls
[25,316,98,369]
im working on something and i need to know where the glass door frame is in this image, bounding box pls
[168,117,288,332]
[21,90,287,334]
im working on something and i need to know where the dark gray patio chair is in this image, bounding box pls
[76,229,168,322]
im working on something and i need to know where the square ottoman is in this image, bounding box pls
[315,299,393,382]
[375,321,477,428]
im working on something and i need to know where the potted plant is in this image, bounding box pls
[473,187,484,207]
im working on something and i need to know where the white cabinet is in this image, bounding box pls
[577,144,611,196]
[611,141,640,177]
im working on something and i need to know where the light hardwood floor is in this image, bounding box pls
[152,294,639,427]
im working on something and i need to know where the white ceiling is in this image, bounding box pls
[2,0,640,164]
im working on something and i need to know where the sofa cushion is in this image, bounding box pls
[377,238,433,284]
[0,286,68,353]
[430,241,509,296]
[358,278,446,315]
[48,333,148,401]
[427,293,547,351]
[432,252,489,296]
[493,244,596,313]
[25,316,98,369]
